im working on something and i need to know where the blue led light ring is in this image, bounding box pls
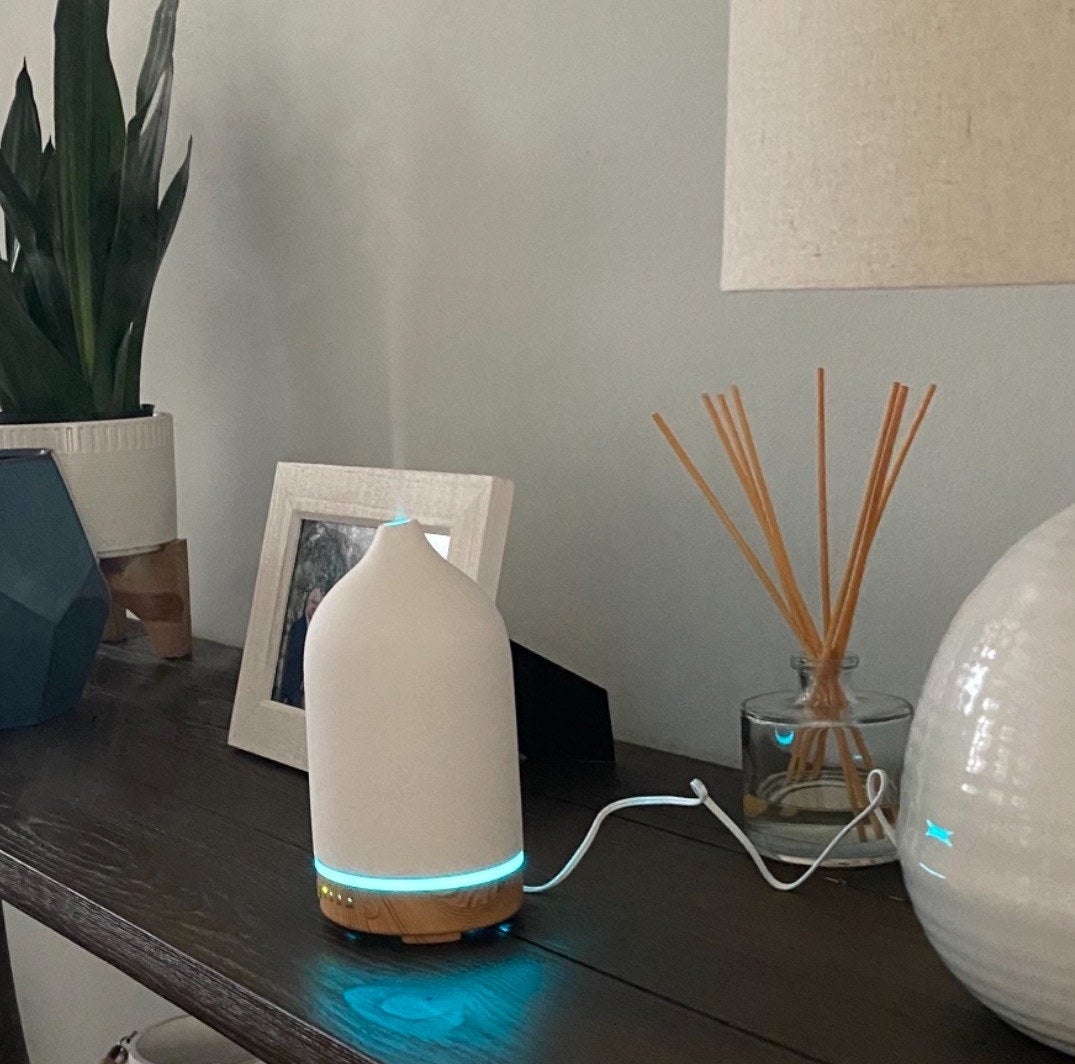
[314,851,525,894]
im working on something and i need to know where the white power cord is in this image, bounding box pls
[524,767,897,894]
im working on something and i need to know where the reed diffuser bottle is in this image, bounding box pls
[742,655,911,865]
[655,370,935,867]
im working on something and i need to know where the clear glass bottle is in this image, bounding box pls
[741,655,911,867]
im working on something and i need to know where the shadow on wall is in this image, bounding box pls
[149,73,397,644]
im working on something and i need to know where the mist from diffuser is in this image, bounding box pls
[303,517,524,943]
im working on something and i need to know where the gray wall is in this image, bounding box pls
[1,2,1073,1059]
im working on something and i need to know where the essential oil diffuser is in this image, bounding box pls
[303,517,524,943]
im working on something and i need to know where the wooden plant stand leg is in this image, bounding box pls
[101,598,129,643]
[100,539,193,660]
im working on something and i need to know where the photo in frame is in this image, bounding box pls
[228,463,513,770]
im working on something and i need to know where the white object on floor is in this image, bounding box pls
[4,905,175,1064]
[129,1015,259,1064]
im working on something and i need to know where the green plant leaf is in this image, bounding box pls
[90,166,121,319]
[0,259,92,419]
[108,319,133,415]
[97,0,187,414]
[0,371,18,412]
[0,352,25,413]
[0,140,82,383]
[21,246,79,366]
[0,0,188,421]
[35,140,61,258]
[136,0,178,119]
[1,63,43,263]
[94,82,170,410]
[116,135,189,414]
[54,0,125,381]
[0,149,44,254]
[157,135,190,258]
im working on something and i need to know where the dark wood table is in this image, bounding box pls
[0,636,1063,1064]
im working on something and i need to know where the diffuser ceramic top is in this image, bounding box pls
[303,518,523,882]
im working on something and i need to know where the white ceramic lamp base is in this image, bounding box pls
[900,504,1075,1053]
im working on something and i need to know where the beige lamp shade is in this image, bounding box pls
[722,1,1075,290]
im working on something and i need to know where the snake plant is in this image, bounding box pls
[0,0,190,423]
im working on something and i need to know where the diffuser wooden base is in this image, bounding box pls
[316,872,524,944]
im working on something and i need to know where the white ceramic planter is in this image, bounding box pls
[129,1015,259,1064]
[900,504,1075,1054]
[0,411,177,557]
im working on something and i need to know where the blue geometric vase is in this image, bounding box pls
[0,449,111,728]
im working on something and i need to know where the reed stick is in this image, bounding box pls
[653,375,935,852]
[713,390,823,645]
[651,413,802,639]
[817,368,832,633]
[823,382,901,661]
[704,394,820,655]
[827,385,908,662]
[703,396,771,540]
[878,384,937,515]
[711,394,761,508]
[714,391,815,646]
[729,387,823,656]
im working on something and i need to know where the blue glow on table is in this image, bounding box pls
[314,851,524,893]
[925,819,954,847]
[384,516,410,527]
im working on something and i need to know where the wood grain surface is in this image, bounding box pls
[0,636,1063,1064]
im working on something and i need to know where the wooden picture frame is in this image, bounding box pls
[228,463,513,770]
